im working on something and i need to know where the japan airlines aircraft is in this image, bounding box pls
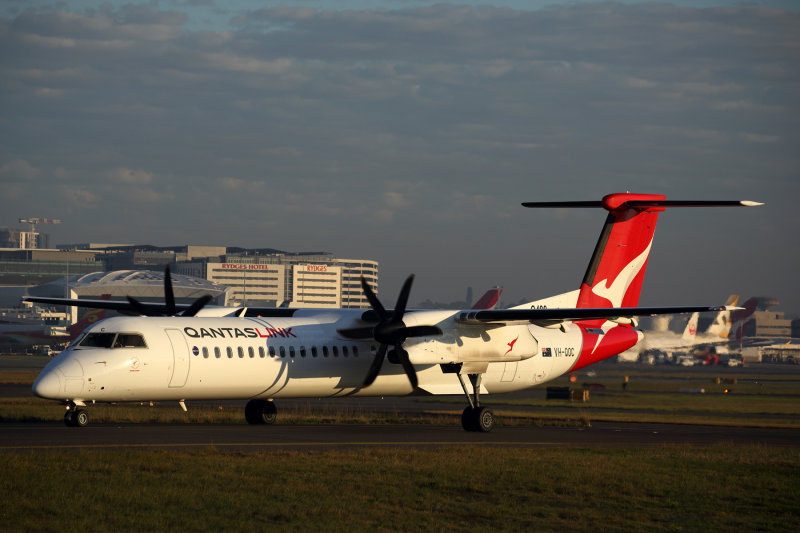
[27,193,760,431]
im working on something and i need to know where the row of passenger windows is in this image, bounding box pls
[195,344,372,360]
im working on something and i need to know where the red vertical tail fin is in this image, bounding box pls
[576,193,665,309]
[471,287,502,310]
[522,194,761,311]
[521,194,761,371]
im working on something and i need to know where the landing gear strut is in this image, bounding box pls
[245,399,277,425]
[64,403,89,427]
[457,373,494,432]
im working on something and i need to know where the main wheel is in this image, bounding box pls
[461,406,478,432]
[245,400,278,425]
[245,400,262,424]
[461,406,494,432]
[474,406,494,433]
[64,410,76,427]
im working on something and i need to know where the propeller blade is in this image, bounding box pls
[337,327,376,340]
[394,346,418,389]
[126,296,159,316]
[164,265,176,316]
[182,294,212,317]
[393,274,414,319]
[363,344,388,387]
[360,276,386,320]
[402,325,443,338]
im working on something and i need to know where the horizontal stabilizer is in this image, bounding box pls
[522,199,763,209]
[457,305,738,325]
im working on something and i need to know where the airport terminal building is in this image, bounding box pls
[0,243,378,310]
[172,248,378,308]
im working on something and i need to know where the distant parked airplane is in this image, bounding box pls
[1,296,110,347]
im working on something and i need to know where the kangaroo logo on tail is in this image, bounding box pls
[590,238,653,307]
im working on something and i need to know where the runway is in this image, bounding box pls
[2,420,799,451]
[4,359,799,451]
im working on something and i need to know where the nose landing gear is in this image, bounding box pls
[64,403,89,427]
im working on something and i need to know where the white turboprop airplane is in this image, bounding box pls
[27,193,760,431]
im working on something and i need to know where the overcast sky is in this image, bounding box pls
[1,1,798,312]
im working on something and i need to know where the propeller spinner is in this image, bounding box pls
[338,275,442,389]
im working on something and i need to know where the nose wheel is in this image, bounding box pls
[64,404,89,427]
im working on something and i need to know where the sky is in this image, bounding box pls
[1,1,798,313]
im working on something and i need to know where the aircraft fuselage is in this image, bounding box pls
[33,311,614,404]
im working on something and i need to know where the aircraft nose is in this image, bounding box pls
[32,370,63,399]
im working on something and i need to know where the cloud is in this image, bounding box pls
[108,168,154,185]
[0,2,798,309]
[740,132,780,143]
[0,160,40,181]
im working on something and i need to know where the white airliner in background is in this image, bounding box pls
[27,193,760,431]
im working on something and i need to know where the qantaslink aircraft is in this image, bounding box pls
[27,193,760,431]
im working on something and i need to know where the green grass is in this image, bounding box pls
[2,445,798,532]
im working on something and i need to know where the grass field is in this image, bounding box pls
[3,358,800,531]
[2,445,799,532]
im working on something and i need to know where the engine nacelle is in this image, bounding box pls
[407,324,538,365]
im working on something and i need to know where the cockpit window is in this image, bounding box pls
[114,334,147,348]
[78,332,147,349]
[79,333,117,348]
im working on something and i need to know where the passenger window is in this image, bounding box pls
[300,346,306,358]
[202,347,209,359]
[237,347,244,358]
[248,347,254,358]
[289,346,295,358]
[353,346,359,357]
[342,346,349,357]
[311,346,318,358]
[226,347,233,359]
[279,346,286,358]
[332,346,339,357]
[258,346,265,358]
[214,347,221,359]
[269,346,276,357]
[322,346,329,358]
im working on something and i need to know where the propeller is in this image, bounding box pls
[338,275,442,388]
[126,265,212,317]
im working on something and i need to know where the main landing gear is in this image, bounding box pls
[457,373,494,432]
[64,402,89,427]
[244,399,277,425]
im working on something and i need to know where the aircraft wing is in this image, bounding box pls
[456,305,737,326]
[22,296,300,318]
[23,296,171,315]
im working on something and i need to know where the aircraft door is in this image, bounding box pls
[166,329,190,388]
[501,362,517,382]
